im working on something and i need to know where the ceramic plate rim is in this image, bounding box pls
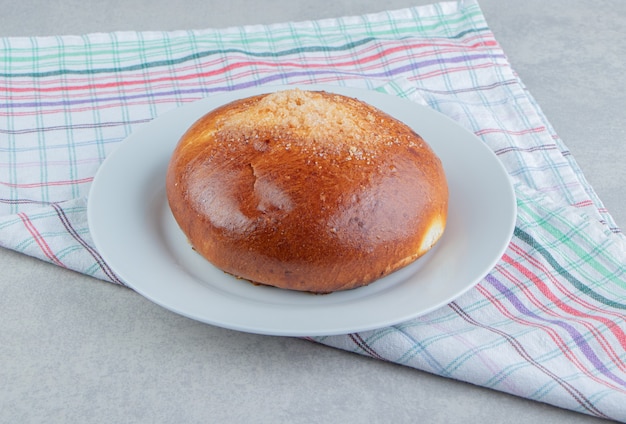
[88,84,516,336]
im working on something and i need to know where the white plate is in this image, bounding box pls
[88,84,516,336]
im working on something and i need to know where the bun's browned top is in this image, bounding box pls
[166,89,448,293]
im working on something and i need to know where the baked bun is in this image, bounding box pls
[166,89,448,293]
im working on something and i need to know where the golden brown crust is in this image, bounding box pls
[166,89,448,293]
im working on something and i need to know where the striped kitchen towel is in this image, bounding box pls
[1,0,624,420]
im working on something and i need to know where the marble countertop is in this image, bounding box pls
[1,1,623,423]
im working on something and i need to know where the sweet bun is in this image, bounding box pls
[166,88,448,293]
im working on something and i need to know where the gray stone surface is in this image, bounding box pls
[1,1,623,423]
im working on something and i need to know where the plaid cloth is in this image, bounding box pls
[1,0,625,419]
